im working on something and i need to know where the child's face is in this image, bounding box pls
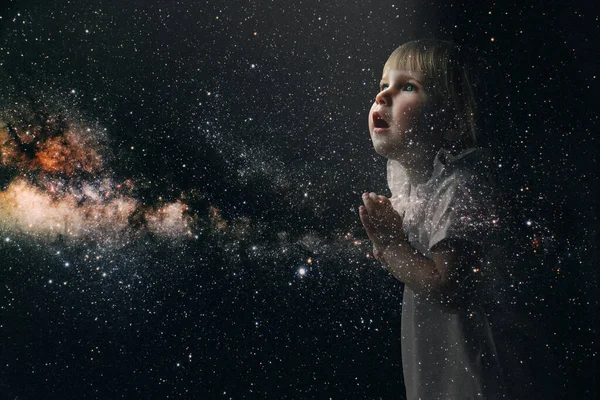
[368,69,441,162]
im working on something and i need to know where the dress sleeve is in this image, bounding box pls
[426,169,505,306]
[426,169,500,252]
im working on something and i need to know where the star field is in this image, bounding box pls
[0,0,597,398]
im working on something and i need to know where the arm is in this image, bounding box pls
[360,192,480,306]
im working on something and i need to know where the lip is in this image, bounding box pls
[373,127,390,134]
[372,111,390,134]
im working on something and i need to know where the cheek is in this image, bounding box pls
[392,108,419,130]
[401,103,428,129]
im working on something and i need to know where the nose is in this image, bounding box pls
[375,88,390,105]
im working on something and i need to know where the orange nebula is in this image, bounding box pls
[1,121,104,175]
[0,112,196,244]
[34,130,103,175]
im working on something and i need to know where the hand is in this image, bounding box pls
[359,192,406,261]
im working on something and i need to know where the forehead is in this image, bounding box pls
[380,69,424,82]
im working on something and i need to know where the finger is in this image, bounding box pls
[375,195,402,223]
[359,205,380,245]
[364,193,388,223]
[363,192,381,216]
[374,194,389,217]
[362,192,374,207]
[359,205,375,233]
[362,194,380,222]
[371,192,388,209]
[378,195,391,205]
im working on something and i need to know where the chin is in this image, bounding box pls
[370,136,403,160]
[372,143,400,160]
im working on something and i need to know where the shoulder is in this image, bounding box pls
[425,149,503,249]
[434,148,499,202]
[440,148,495,179]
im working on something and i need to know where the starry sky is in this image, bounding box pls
[0,0,597,398]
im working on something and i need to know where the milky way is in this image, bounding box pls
[0,111,193,245]
[0,105,369,266]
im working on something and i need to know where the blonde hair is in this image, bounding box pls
[384,39,480,147]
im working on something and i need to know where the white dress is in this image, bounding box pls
[388,148,531,400]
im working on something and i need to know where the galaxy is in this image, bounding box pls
[0,112,193,244]
[0,0,596,399]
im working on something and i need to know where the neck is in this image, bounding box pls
[391,149,438,186]
[403,160,434,186]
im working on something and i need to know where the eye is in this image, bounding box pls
[379,83,389,92]
[403,83,417,92]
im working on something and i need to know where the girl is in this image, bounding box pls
[359,39,536,400]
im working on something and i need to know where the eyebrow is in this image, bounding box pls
[379,75,424,86]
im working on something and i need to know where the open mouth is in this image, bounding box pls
[373,113,390,129]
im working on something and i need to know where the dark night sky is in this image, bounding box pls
[0,0,597,399]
